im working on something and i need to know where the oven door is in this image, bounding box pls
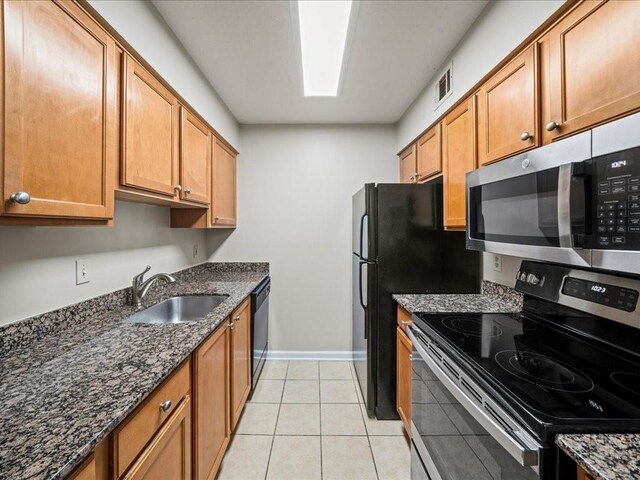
[408,325,550,480]
[466,131,592,268]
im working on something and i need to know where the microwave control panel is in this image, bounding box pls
[592,146,640,250]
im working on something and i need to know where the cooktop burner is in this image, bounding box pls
[413,310,640,426]
[441,316,503,337]
[610,372,640,396]
[495,350,594,393]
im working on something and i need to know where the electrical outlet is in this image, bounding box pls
[193,244,199,259]
[492,254,503,273]
[76,259,90,285]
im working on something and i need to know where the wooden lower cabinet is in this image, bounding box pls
[67,439,109,480]
[396,326,412,437]
[122,397,191,480]
[193,321,230,480]
[230,298,252,431]
[577,465,595,480]
[442,97,477,230]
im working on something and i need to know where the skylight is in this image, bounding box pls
[298,0,352,97]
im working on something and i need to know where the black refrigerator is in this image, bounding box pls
[352,182,480,419]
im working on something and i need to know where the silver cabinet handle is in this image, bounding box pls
[400,320,412,326]
[214,216,220,222]
[545,121,559,132]
[10,192,31,204]
[159,400,172,412]
[520,132,533,141]
[184,188,191,195]
[235,315,241,322]
[228,321,235,329]
[174,184,182,192]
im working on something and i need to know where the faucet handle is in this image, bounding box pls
[135,265,152,283]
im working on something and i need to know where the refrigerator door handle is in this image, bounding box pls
[360,214,369,260]
[359,261,367,309]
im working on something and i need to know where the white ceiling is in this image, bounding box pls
[152,0,488,124]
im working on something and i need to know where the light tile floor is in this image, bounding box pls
[216,360,410,480]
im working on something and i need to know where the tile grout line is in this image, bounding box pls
[262,361,289,480]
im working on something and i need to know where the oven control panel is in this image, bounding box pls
[593,146,640,249]
[562,277,639,312]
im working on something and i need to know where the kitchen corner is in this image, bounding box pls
[0,262,268,480]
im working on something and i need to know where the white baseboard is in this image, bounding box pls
[266,350,353,361]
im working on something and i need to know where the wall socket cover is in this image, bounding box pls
[193,244,199,259]
[76,259,90,285]
[492,254,503,273]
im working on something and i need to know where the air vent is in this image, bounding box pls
[435,62,453,109]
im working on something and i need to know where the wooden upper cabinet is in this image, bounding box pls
[477,44,539,166]
[179,107,210,205]
[122,55,179,198]
[193,322,230,480]
[230,298,251,431]
[211,137,237,227]
[544,0,640,143]
[398,144,417,183]
[416,125,442,181]
[2,0,117,219]
[442,97,476,230]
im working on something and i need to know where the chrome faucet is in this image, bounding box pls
[131,266,177,308]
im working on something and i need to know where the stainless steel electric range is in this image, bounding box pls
[407,260,640,480]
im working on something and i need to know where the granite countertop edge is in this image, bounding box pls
[0,262,269,480]
[556,434,640,480]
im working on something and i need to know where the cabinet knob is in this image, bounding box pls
[520,132,533,141]
[159,400,172,412]
[10,192,31,205]
[235,315,241,322]
[214,216,220,222]
[184,188,191,195]
[400,320,412,326]
[229,321,236,330]
[174,184,182,192]
[545,121,560,132]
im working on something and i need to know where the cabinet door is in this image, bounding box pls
[477,44,539,166]
[122,55,179,197]
[442,97,477,230]
[123,397,191,480]
[545,0,640,142]
[398,144,417,183]
[230,298,251,431]
[193,323,230,480]
[416,125,442,181]
[396,326,412,437]
[2,0,117,219]
[211,137,237,227]
[180,107,210,205]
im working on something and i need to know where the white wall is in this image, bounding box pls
[482,253,522,288]
[397,0,563,150]
[206,125,398,353]
[88,0,240,147]
[0,202,205,326]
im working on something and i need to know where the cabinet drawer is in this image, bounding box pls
[113,359,190,478]
[397,305,413,332]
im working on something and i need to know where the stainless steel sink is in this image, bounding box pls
[125,295,228,324]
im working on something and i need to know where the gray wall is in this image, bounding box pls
[206,125,398,355]
[397,0,563,150]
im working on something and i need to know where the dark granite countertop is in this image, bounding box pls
[557,434,640,480]
[0,262,268,480]
[393,280,523,314]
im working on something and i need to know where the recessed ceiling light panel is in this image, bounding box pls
[298,0,352,97]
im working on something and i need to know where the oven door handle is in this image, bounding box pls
[407,326,542,468]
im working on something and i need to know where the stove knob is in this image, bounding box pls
[516,270,528,282]
[526,273,542,285]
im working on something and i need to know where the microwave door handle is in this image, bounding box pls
[557,163,573,248]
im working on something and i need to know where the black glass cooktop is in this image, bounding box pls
[413,311,640,429]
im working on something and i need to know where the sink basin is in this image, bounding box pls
[125,295,228,324]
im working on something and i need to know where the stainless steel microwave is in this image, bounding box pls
[466,112,640,275]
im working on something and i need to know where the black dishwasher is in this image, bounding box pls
[250,276,270,391]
